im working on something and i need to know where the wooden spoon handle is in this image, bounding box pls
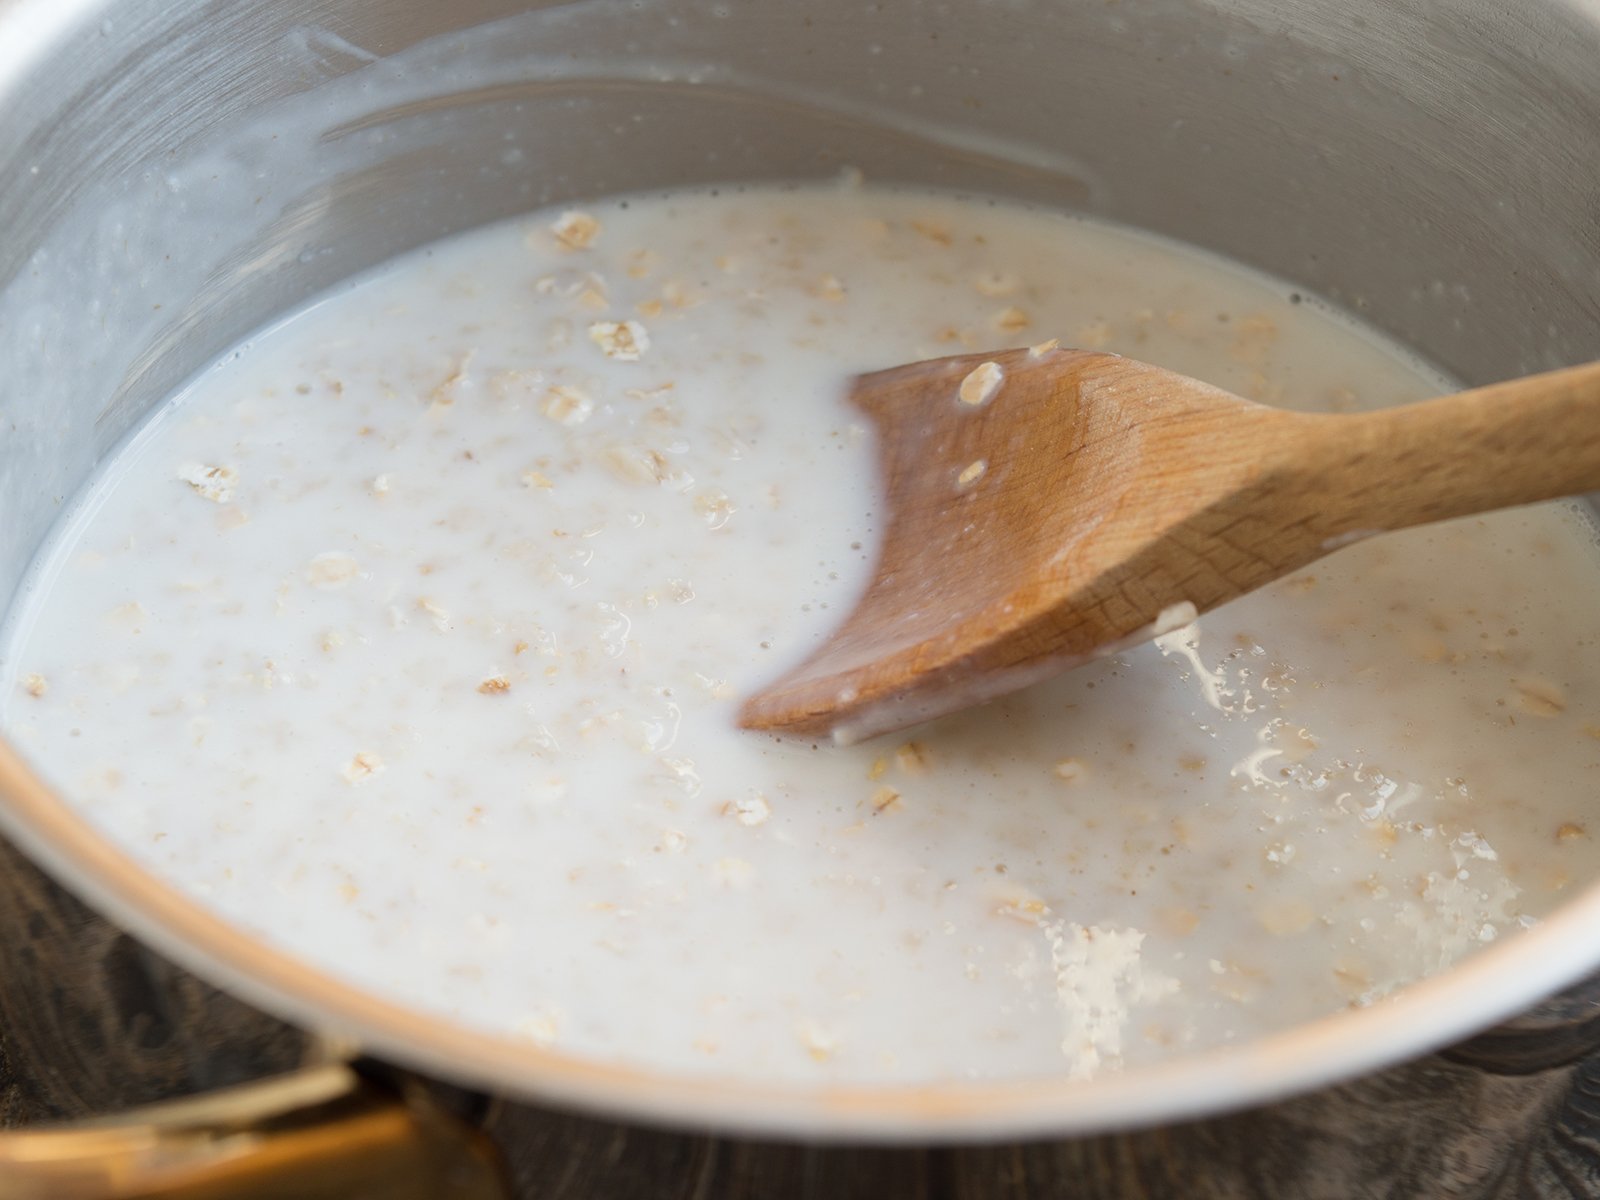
[1305,360,1600,538]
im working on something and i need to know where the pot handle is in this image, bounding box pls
[0,1062,510,1200]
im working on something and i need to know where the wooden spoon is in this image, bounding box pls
[738,347,1600,742]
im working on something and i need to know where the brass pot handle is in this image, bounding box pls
[0,1062,510,1200]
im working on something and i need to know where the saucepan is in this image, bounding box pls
[2,0,1600,1193]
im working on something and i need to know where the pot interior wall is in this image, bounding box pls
[3,0,1600,1139]
[4,0,1600,615]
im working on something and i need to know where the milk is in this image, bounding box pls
[5,183,1600,1084]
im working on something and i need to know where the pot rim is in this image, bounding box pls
[6,0,1600,1141]
[3,733,1599,1141]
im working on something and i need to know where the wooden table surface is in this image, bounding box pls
[4,833,1600,1199]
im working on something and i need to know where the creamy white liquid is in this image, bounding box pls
[5,184,1600,1085]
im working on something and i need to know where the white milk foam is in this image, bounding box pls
[5,184,1600,1084]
